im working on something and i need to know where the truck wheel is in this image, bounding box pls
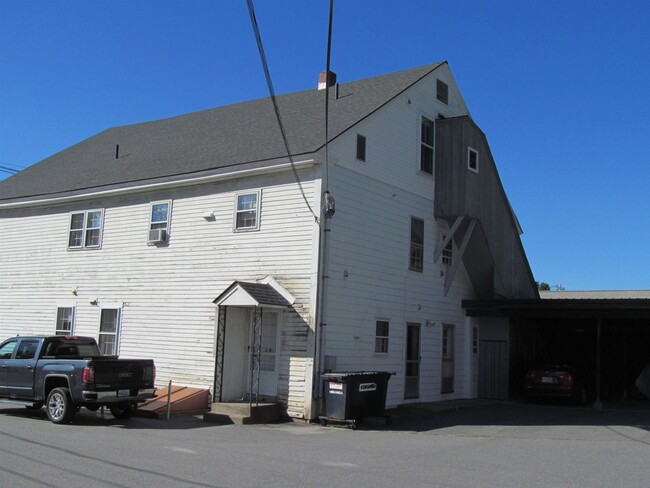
[109,403,133,419]
[46,387,76,424]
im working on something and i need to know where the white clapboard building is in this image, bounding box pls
[0,63,538,419]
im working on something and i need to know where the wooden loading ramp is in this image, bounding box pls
[136,385,210,418]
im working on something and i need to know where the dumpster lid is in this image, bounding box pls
[321,371,395,379]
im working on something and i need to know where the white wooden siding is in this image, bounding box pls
[320,69,477,408]
[0,168,318,417]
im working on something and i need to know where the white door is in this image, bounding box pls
[249,311,280,397]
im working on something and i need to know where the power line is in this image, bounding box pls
[0,163,20,175]
[245,0,318,222]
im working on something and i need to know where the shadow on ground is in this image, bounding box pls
[364,399,650,433]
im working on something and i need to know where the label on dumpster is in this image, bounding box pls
[329,382,343,391]
[359,382,377,392]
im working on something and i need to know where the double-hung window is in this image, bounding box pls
[234,191,260,231]
[56,307,75,335]
[375,320,389,354]
[98,308,121,356]
[150,201,170,231]
[420,117,434,174]
[148,201,171,243]
[409,217,424,272]
[442,238,453,266]
[68,209,103,249]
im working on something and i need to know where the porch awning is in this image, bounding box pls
[213,281,292,309]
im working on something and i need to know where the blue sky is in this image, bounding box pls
[1,1,648,290]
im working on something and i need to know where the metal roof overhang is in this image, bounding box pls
[462,298,650,321]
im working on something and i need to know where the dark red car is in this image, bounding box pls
[524,364,590,404]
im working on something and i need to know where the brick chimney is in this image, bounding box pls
[318,70,337,90]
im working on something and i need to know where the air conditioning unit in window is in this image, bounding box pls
[148,228,167,244]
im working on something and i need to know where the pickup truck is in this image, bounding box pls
[0,335,155,424]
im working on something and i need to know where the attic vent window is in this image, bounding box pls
[468,147,479,173]
[437,79,449,105]
[356,134,366,162]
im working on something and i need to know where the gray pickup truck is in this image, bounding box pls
[0,335,155,424]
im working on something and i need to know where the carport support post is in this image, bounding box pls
[594,318,603,410]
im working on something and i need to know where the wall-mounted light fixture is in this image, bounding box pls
[89,299,98,305]
[202,211,216,221]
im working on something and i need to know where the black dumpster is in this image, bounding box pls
[319,372,392,428]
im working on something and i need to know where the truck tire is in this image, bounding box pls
[46,387,76,424]
[109,402,134,419]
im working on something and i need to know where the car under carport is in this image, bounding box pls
[464,290,650,405]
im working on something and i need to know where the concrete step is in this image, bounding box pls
[204,402,281,424]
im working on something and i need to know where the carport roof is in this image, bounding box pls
[463,291,650,320]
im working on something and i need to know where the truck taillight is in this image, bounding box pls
[82,366,95,383]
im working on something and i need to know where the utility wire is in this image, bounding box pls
[0,163,20,175]
[323,0,334,193]
[245,0,318,222]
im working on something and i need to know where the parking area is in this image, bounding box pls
[387,399,650,442]
[1,399,649,488]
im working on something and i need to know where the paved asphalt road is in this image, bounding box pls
[1,401,648,488]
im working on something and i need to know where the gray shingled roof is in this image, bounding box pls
[0,62,445,202]
[212,281,291,308]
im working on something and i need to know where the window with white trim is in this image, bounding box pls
[468,147,479,173]
[409,217,424,272]
[55,307,75,335]
[442,237,453,266]
[149,201,171,231]
[148,201,171,244]
[420,116,434,174]
[234,191,260,231]
[375,320,389,354]
[98,308,121,356]
[68,209,103,249]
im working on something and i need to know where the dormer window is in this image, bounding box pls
[437,79,449,105]
[468,147,479,173]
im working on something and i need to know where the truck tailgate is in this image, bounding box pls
[91,359,155,389]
